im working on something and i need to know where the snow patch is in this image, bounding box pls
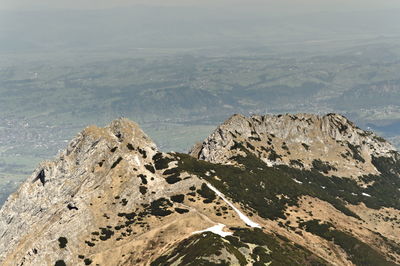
[362,192,371,197]
[206,183,261,228]
[192,223,232,238]
[293,178,303,184]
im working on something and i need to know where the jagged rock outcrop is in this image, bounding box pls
[0,119,216,265]
[189,113,400,265]
[1,118,305,266]
[191,113,397,179]
[1,114,400,266]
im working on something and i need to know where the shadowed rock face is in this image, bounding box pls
[1,114,400,266]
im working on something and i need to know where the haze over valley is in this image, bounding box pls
[1,1,400,205]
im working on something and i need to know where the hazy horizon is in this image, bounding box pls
[1,0,400,205]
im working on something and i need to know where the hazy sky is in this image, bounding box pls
[1,0,400,12]
[1,0,399,54]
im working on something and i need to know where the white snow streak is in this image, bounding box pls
[192,223,233,237]
[206,183,261,228]
[362,192,371,197]
[293,178,303,184]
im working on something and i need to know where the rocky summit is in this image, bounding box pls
[1,114,400,266]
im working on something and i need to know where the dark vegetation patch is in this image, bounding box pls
[163,167,179,175]
[153,152,173,170]
[374,135,387,143]
[165,175,182,184]
[151,228,327,266]
[162,166,182,184]
[138,148,147,158]
[111,157,123,169]
[139,186,147,195]
[281,142,289,151]
[109,198,175,241]
[99,227,114,241]
[121,198,128,206]
[230,228,325,265]
[67,203,78,210]
[347,143,366,163]
[118,212,136,220]
[150,232,245,266]
[58,237,68,248]
[145,164,156,173]
[300,220,397,266]
[84,258,92,265]
[149,145,399,237]
[173,145,366,220]
[127,143,135,150]
[54,260,66,266]
[265,148,281,161]
[138,174,147,184]
[302,143,310,150]
[290,160,304,168]
[110,147,118,153]
[249,136,261,141]
[337,123,348,133]
[117,211,138,228]
[311,159,337,174]
[197,183,216,204]
[170,194,185,203]
[175,208,189,214]
[377,233,400,256]
[150,198,173,217]
[85,241,95,247]
[246,142,255,151]
[341,151,351,159]
[356,155,400,209]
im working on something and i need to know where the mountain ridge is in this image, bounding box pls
[191,113,397,179]
[0,113,399,266]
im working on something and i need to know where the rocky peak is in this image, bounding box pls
[0,118,162,265]
[0,117,270,266]
[191,113,397,178]
[1,115,400,266]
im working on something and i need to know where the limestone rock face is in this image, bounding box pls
[1,114,400,266]
[191,113,397,178]
[0,119,157,264]
[0,118,220,266]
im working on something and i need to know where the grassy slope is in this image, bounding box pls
[151,229,328,266]
[158,145,400,265]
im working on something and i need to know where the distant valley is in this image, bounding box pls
[2,43,400,204]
